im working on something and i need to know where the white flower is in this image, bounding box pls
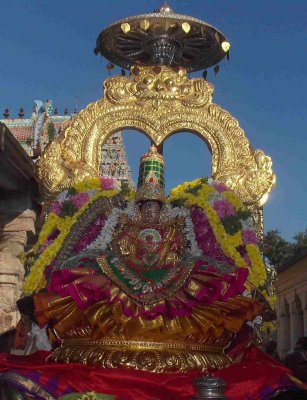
[208,192,223,205]
[113,179,121,191]
[86,189,98,198]
[247,315,263,328]
[168,205,202,257]
[241,217,255,231]
[56,189,69,202]
[87,207,121,251]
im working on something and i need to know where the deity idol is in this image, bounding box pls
[0,146,305,399]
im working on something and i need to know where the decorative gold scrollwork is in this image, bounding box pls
[105,66,214,109]
[49,337,232,373]
[37,65,275,217]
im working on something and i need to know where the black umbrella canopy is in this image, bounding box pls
[94,2,230,72]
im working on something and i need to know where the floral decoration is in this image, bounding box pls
[24,175,267,297]
[168,177,267,289]
[86,207,121,252]
[23,177,121,294]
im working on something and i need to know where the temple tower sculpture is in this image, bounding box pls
[1,102,133,187]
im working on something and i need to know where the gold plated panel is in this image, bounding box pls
[37,65,275,209]
[49,337,232,373]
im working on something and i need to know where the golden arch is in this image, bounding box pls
[38,66,275,212]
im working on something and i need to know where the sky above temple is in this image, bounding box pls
[1,0,306,242]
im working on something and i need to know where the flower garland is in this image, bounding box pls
[167,205,202,258]
[85,202,203,259]
[25,175,267,295]
[168,178,267,289]
[84,201,145,252]
[86,207,121,251]
[23,177,121,294]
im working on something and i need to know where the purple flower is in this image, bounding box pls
[242,229,258,245]
[48,229,60,241]
[38,229,60,255]
[100,177,115,190]
[50,201,62,215]
[213,200,235,218]
[213,181,228,193]
[70,192,90,209]
[38,240,52,254]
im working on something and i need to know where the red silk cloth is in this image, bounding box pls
[0,346,306,400]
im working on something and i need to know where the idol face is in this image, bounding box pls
[140,200,161,224]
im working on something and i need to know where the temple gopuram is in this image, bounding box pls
[0,101,133,186]
[0,2,307,399]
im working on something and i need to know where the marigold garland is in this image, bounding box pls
[168,178,267,289]
[23,177,119,294]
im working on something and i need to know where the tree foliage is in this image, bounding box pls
[263,228,307,268]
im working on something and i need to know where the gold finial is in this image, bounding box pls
[149,143,158,154]
[155,2,174,14]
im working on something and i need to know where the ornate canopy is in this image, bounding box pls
[94,2,229,72]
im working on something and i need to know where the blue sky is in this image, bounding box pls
[1,0,306,241]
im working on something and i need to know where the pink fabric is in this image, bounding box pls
[48,259,248,319]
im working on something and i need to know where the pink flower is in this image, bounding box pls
[213,200,235,218]
[191,207,235,266]
[70,192,90,209]
[100,177,115,190]
[242,229,258,245]
[50,201,62,215]
[213,182,228,193]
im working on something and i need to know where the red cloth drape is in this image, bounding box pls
[0,346,306,400]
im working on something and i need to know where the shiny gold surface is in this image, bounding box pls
[37,65,275,211]
[246,204,264,243]
[50,336,232,373]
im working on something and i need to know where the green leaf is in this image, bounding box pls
[170,198,186,207]
[237,208,251,220]
[60,201,78,217]
[67,187,77,196]
[221,215,242,235]
[186,184,202,195]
